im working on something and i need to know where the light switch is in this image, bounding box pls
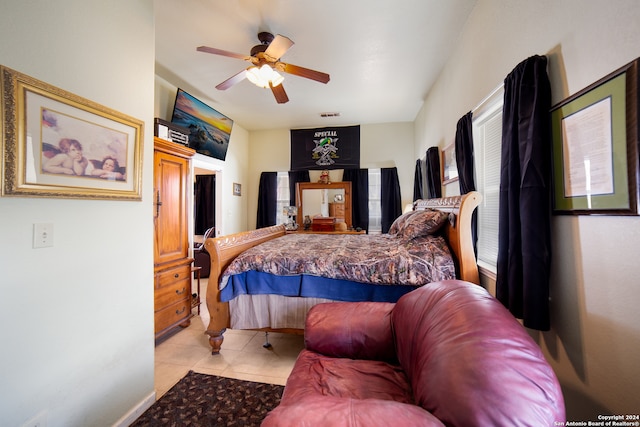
[33,223,54,248]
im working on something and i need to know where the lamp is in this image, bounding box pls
[246,64,284,88]
[283,206,298,231]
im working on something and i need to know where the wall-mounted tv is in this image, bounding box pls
[171,88,233,161]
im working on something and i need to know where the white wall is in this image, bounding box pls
[247,123,414,229]
[154,77,251,236]
[0,1,155,427]
[415,0,640,419]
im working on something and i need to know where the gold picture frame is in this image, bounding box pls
[1,65,144,200]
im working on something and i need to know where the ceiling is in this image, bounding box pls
[154,0,477,131]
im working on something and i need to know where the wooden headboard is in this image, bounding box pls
[414,191,482,284]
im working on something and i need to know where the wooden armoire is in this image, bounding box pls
[153,137,195,340]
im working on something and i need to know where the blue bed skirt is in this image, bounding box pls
[220,270,417,303]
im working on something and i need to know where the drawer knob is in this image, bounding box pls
[174,273,179,278]
[175,287,186,295]
[175,307,186,315]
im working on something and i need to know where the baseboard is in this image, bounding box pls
[113,391,156,427]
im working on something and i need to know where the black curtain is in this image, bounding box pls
[343,168,369,231]
[288,170,310,205]
[256,172,278,229]
[381,167,402,233]
[496,55,552,331]
[413,159,424,201]
[454,111,477,256]
[194,175,215,235]
[425,147,442,198]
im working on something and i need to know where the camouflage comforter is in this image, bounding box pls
[219,232,455,290]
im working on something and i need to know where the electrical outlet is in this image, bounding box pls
[33,223,54,248]
[21,411,47,427]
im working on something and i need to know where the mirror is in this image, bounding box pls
[296,182,352,229]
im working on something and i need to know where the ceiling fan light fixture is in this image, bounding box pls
[270,71,284,87]
[198,32,329,103]
[245,66,266,88]
[246,64,284,88]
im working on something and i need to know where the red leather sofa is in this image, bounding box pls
[262,280,565,426]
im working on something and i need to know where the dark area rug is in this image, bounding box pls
[131,371,284,426]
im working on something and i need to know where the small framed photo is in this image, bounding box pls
[1,65,144,200]
[232,182,241,196]
[441,142,459,185]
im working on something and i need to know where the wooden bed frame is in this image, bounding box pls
[204,191,482,354]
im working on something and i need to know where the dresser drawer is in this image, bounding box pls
[329,203,345,217]
[155,299,191,334]
[156,264,191,288]
[155,278,190,310]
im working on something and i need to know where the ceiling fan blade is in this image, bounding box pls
[197,45,251,61]
[277,62,330,84]
[215,69,247,90]
[264,34,294,62]
[270,83,289,104]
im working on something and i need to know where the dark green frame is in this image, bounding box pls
[550,58,639,215]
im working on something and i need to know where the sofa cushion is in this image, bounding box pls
[262,396,445,427]
[305,301,396,362]
[391,280,564,426]
[280,349,413,404]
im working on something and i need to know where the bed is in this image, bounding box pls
[204,191,482,354]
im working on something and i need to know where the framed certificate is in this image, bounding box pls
[550,58,639,215]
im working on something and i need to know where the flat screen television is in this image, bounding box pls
[171,88,233,161]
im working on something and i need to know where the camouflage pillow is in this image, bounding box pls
[398,209,449,240]
[388,211,417,235]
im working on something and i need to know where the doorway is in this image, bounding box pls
[194,173,216,236]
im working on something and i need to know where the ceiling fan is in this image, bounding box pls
[197,32,330,104]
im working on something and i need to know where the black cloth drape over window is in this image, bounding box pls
[454,111,477,255]
[343,168,369,231]
[425,147,442,198]
[381,167,402,233]
[256,172,277,229]
[194,175,215,235]
[288,170,310,206]
[413,159,424,201]
[496,55,552,331]
[455,112,476,194]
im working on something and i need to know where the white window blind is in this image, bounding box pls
[473,85,504,273]
[368,169,382,234]
[276,171,290,225]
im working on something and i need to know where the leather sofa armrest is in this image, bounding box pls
[262,397,445,427]
[304,301,396,362]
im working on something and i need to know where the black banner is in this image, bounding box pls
[290,125,360,171]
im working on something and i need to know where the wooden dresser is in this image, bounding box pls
[153,137,195,340]
[328,202,345,220]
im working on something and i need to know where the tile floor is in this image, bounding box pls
[154,278,305,398]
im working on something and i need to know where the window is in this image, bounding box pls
[472,85,504,274]
[276,171,290,225]
[368,169,382,234]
